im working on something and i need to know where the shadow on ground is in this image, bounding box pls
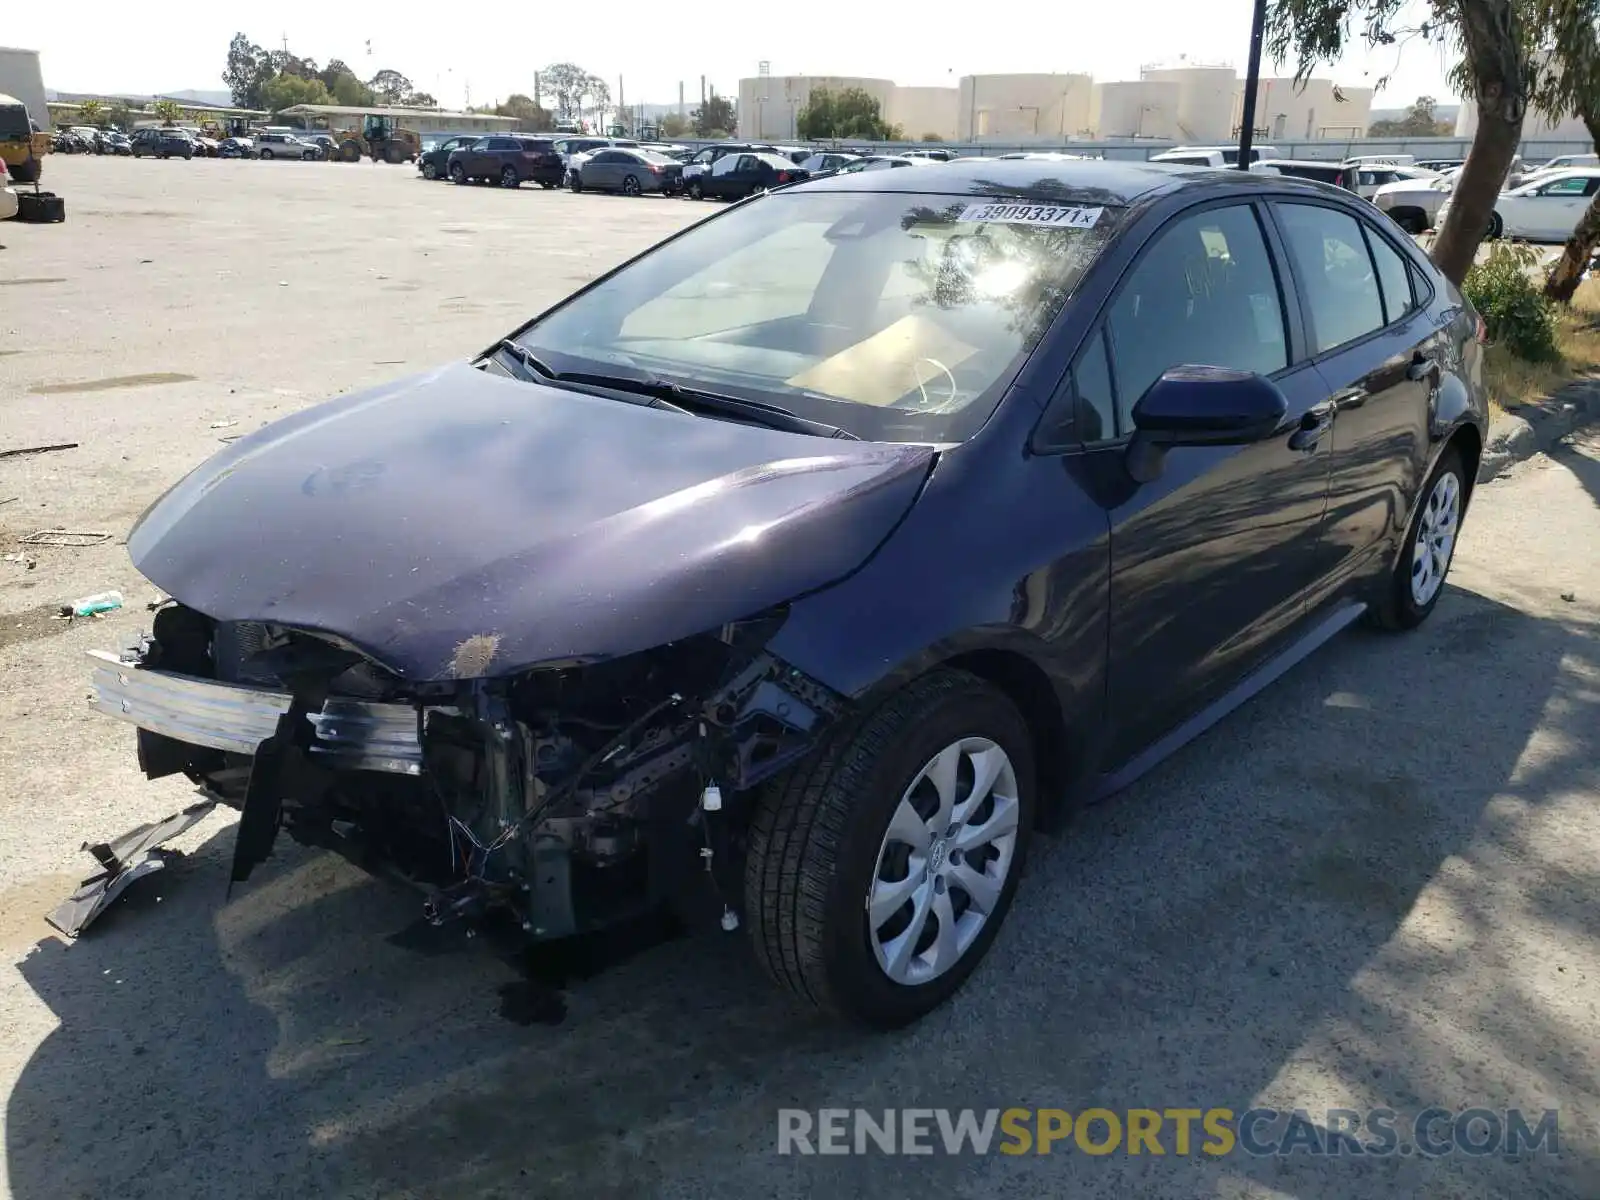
[7,585,1599,1200]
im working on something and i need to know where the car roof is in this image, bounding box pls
[791,156,1371,205]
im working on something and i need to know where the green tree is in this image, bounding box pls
[368,69,414,105]
[76,98,105,125]
[1530,0,1600,301]
[540,63,595,121]
[223,33,273,108]
[150,98,184,126]
[107,100,135,131]
[1269,0,1529,285]
[920,131,945,142]
[261,73,332,113]
[495,93,554,129]
[320,59,375,106]
[1367,94,1455,135]
[693,93,736,137]
[659,111,691,138]
[796,86,898,140]
[404,90,437,107]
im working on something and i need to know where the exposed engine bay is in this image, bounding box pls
[63,601,845,940]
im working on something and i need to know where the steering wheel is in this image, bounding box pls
[908,356,961,412]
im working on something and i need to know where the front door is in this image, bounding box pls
[1269,200,1436,607]
[1097,200,1334,763]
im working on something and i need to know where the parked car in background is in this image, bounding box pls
[190,134,218,158]
[570,146,684,195]
[1415,158,1465,172]
[447,135,565,188]
[88,159,1487,1028]
[418,135,479,180]
[1371,172,1455,233]
[1536,152,1599,174]
[689,150,809,199]
[679,142,780,191]
[903,148,953,161]
[219,136,253,158]
[1254,159,1358,191]
[0,158,17,221]
[52,128,90,153]
[303,133,338,160]
[1350,163,1439,199]
[255,131,320,160]
[997,152,1087,162]
[773,145,812,164]
[798,151,861,176]
[1444,167,1600,241]
[1151,144,1279,166]
[102,130,133,156]
[553,136,639,169]
[836,155,926,174]
[130,128,195,160]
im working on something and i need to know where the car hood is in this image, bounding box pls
[129,363,935,681]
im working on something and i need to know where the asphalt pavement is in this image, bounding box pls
[1,158,1597,1199]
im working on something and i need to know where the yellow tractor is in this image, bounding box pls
[0,92,49,185]
[335,114,421,164]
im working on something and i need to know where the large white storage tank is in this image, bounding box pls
[957,73,1094,141]
[1090,80,1182,139]
[888,86,960,141]
[1140,64,1237,143]
[736,75,896,141]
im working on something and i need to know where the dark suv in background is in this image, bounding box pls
[130,128,195,160]
[419,135,480,181]
[447,135,565,188]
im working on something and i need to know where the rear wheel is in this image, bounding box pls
[621,173,642,196]
[259,148,274,160]
[501,165,519,188]
[1369,446,1466,631]
[745,669,1035,1028]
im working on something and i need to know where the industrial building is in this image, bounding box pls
[736,61,1373,146]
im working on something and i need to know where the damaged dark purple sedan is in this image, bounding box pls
[76,160,1487,1027]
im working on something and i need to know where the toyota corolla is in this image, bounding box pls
[70,160,1487,1028]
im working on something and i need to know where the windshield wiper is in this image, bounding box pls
[494,342,856,439]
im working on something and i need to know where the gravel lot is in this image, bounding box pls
[2,156,1599,1200]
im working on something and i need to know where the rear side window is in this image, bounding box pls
[1105,203,1288,426]
[1364,228,1417,324]
[1274,203,1385,354]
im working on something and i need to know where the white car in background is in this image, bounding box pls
[1439,167,1600,241]
[0,157,17,221]
[1349,163,1440,199]
[1372,171,1457,233]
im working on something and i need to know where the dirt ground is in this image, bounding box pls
[2,157,1598,1199]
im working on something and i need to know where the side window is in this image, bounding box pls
[1105,204,1288,427]
[694,149,715,164]
[711,155,737,176]
[737,154,760,171]
[1364,227,1417,325]
[1538,176,1588,196]
[1274,203,1385,354]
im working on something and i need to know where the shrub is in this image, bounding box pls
[1462,242,1560,363]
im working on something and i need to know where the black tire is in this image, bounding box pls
[621,173,642,195]
[259,149,273,160]
[184,152,193,160]
[450,162,466,184]
[501,165,519,188]
[688,179,704,200]
[1487,211,1504,239]
[423,161,438,180]
[303,149,318,161]
[1369,445,1467,631]
[745,669,1036,1028]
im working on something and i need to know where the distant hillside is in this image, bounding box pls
[164,88,232,106]
[45,87,231,106]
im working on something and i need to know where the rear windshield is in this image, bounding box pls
[522,139,555,151]
[516,189,1123,443]
[0,104,30,140]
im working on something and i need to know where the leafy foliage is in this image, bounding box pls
[495,94,553,130]
[796,86,901,140]
[659,112,692,138]
[1367,95,1454,135]
[540,63,609,121]
[262,73,331,112]
[223,34,274,108]
[693,94,736,137]
[1464,242,1560,361]
[150,99,183,125]
[76,98,105,125]
[920,131,946,142]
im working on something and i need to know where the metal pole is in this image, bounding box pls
[1236,0,1266,169]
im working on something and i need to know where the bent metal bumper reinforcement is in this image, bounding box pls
[86,649,426,774]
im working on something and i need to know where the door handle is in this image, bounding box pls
[1407,354,1439,382]
[1288,402,1334,452]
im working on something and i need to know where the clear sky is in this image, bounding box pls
[14,0,1461,111]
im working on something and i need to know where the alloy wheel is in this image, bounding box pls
[622,174,641,195]
[1410,468,1461,607]
[867,737,1021,986]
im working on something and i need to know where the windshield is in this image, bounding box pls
[0,104,29,140]
[514,189,1121,443]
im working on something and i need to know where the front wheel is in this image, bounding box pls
[1369,446,1466,630]
[501,165,519,188]
[745,669,1035,1028]
[450,162,466,184]
[1487,211,1505,239]
[687,179,704,200]
[259,149,273,160]
[423,161,438,180]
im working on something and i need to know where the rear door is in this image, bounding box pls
[587,150,622,188]
[1529,173,1593,239]
[1093,200,1335,762]
[1268,200,1436,608]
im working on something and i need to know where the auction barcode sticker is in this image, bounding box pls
[956,204,1104,228]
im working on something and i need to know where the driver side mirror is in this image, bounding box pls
[1125,366,1289,483]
